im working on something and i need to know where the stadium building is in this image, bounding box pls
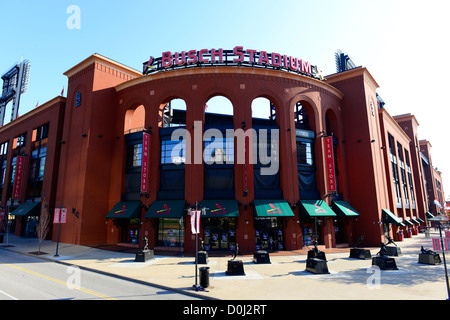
[0,48,445,254]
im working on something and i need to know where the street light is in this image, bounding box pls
[189,201,207,292]
[428,215,450,300]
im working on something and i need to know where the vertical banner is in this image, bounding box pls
[54,208,67,224]
[432,238,441,251]
[140,132,150,194]
[12,155,25,199]
[54,208,60,224]
[60,208,67,223]
[324,136,336,192]
[190,210,201,234]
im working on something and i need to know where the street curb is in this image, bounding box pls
[0,245,215,301]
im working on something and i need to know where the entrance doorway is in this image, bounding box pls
[119,218,140,244]
[334,217,346,244]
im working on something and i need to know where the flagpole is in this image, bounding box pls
[438,220,450,300]
[54,204,62,257]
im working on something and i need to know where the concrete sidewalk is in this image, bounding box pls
[1,230,449,300]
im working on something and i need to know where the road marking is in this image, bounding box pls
[0,289,19,300]
[4,263,117,300]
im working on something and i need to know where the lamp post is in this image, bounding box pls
[428,215,450,300]
[190,201,206,291]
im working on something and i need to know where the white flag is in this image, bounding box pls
[191,210,201,234]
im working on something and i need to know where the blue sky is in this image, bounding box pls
[1,0,449,198]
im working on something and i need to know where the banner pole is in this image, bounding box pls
[54,204,62,257]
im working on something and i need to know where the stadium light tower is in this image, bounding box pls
[0,60,31,126]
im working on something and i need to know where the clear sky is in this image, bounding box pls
[1,0,449,200]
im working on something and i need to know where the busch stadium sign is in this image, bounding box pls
[143,46,324,80]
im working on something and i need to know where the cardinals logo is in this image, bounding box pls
[266,203,283,215]
[114,205,126,216]
[156,203,171,215]
[211,203,227,215]
[143,56,155,74]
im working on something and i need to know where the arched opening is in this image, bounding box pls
[158,98,187,200]
[203,95,235,198]
[124,104,145,134]
[251,96,284,251]
[251,96,281,199]
[204,95,234,126]
[120,104,146,245]
[160,98,187,128]
[294,100,321,246]
[202,95,236,251]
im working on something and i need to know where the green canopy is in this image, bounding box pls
[254,199,295,217]
[404,219,414,226]
[417,217,425,223]
[145,200,185,218]
[382,209,405,226]
[426,211,434,219]
[10,202,41,217]
[200,200,239,218]
[299,200,336,217]
[332,201,360,217]
[106,201,141,219]
[411,218,420,224]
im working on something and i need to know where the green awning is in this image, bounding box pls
[332,201,360,217]
[417,218,425,223]
[426,211,434,219]
[404,219,413,226]
[10,202,41,216]
[411,218,420,224]
[254,199,295,217]
[299,200,336,217]
[106,201,141,219]
[382,209,404,226]
[145,200,185,218]
[200,200,239,218]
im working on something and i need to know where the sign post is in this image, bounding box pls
[53,206,66,257]
[190,202,204,291]
[428,215,450,300]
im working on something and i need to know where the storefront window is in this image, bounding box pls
[302,217,322,246]
[296,140,313,165]
[254,217,284,251]
[203,218,236,251]
[161,138,186,165]
[127,143,142,167]
[157,218,184,247]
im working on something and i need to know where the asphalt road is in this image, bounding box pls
[0,250,202,300]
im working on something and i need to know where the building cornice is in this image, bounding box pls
[0,96,66,133]
[64,54,142,79]
[114,66,344,99]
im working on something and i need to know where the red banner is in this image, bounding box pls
[140,132,150,193]
[324,136,336,192]
[12,155,25,199]
[54,208,67,224]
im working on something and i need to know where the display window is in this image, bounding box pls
[203,217,236,251]
[254,217,284,251]
[157,218,184,247]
